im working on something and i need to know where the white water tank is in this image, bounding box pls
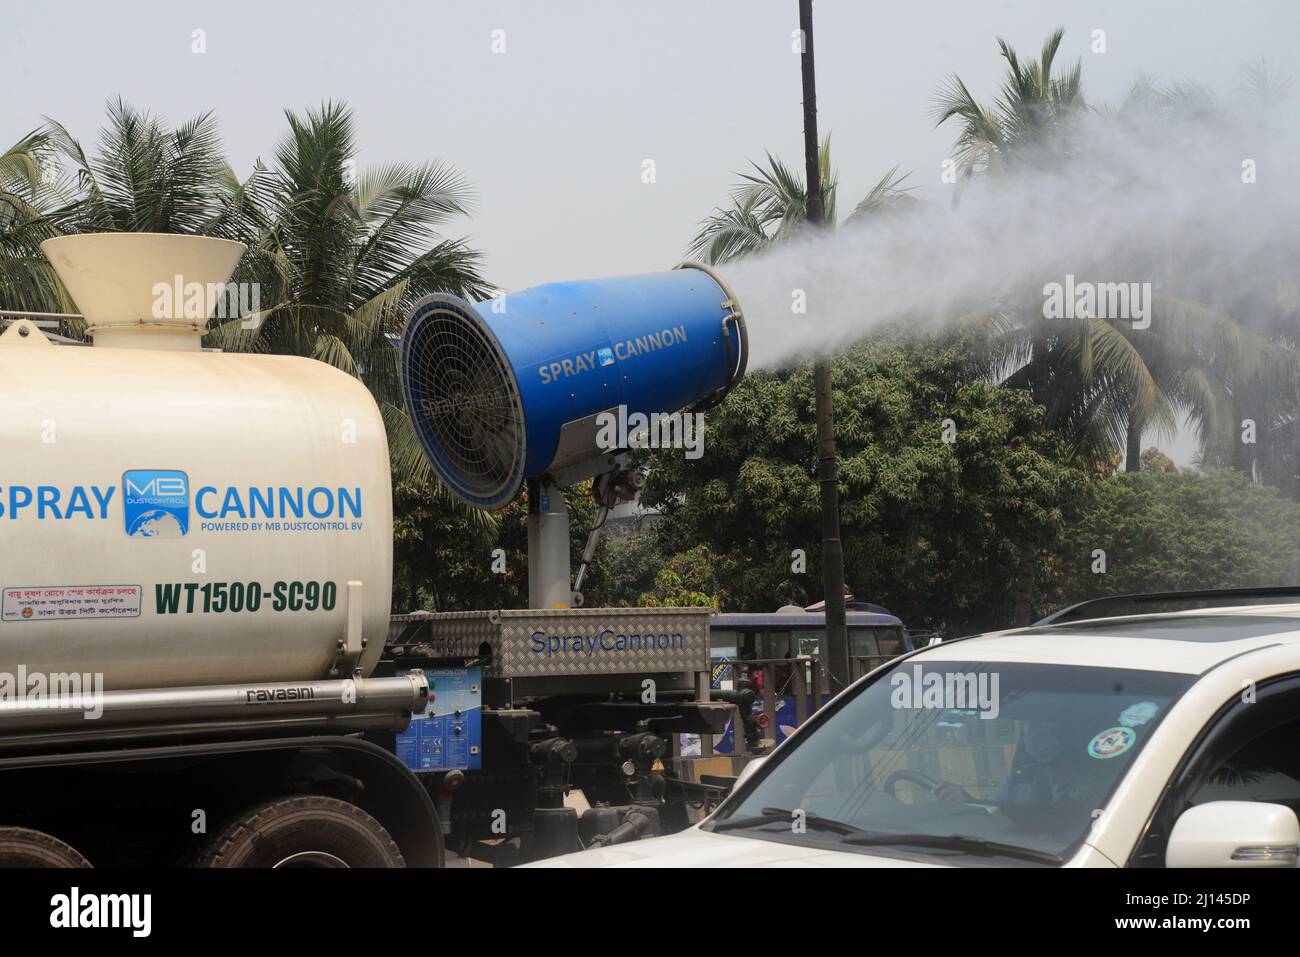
[0,234,392,689]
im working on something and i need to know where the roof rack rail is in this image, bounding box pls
[1035,586,1300,626]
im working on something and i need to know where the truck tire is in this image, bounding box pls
[196,796,405,868]
[0,827,91,867]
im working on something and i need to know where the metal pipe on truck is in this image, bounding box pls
[0,673,428,733]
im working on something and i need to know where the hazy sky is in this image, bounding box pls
[4,0,1295,294]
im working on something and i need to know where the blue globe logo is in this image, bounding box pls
[127,508,186,538]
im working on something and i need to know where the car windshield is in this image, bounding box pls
[707,660,1193,864]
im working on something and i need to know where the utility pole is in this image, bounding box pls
[798,0,850,695]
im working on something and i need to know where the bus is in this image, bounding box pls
[701,603,915,753]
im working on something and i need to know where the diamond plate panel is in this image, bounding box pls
[394,607,711,678]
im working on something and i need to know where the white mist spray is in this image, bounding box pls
[723,97,1300,371]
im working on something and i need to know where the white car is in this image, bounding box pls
[532,596,1300,868]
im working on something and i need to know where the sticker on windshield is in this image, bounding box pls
[1087,726,1137,760]
[1119,701,1159,727]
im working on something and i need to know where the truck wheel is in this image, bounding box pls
[0,827,91,867]
[196,796,405,868]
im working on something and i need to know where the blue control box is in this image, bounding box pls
[394,667,482,772]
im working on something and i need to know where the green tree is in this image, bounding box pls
[11,100,504,612]
[1102,75,1298,478]
[1153,65,1300,498]
[1055,470,1300,599]
[393,482,605,612]
[634,546,722,608]
[1139,447,1178,474]
[0,129,69,315]
[583,526,677,608]
[688,137,913,263]
[392,482,527,612]
[932,27,1084,179]
[941,33,1292,476]
[641,336,1092,632]
[19,99,493,491]
[203,101,494,488]
[46,99,234,236]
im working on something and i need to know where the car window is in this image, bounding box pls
[1131,678,1300,866]
[710,661,1192,863]
[1189,717,1300,815]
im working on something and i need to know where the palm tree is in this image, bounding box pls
[688,137,914,263]
[204,101,493,489]
[965,291,1280,473]
[1196,62,1300,496]
[27,99,493,491]
[932,27,1084,180]
[933,33,1300,617]
[940,33,1291,473]
[1112,75,1296,476]
[45,98,234,236]
[0,129,70,315]
[0,100,253,323]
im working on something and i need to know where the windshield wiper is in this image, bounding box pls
[711,807,867,836]
[842,832,1063,865]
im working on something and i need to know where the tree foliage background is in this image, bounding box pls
[587,341,1300,636]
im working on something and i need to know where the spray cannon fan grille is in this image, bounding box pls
[401,296,526,509]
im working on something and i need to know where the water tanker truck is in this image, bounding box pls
[0,234,753,866]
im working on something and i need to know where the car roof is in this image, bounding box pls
[916,603,1300,675]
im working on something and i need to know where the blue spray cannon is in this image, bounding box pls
[401,261,747,607]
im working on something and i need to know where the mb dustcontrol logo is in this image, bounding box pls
[122,470,189,538]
